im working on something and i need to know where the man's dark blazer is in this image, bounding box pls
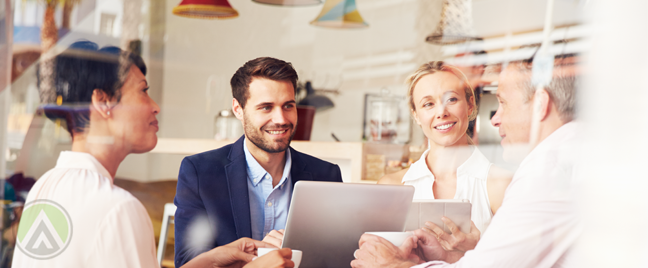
[173,136,343,267]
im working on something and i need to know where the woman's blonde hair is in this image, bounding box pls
[405,61,477,121]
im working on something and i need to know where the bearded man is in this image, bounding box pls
[174,57,343,267]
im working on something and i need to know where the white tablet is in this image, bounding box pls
[403,199,472,233]
[282,181,415,268]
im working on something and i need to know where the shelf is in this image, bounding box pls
[151,138,365,183]
[150,138,408,183]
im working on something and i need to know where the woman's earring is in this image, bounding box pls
[107,111,111,116]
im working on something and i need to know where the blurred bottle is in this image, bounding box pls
[214,110,243,140]
[366,95,399,143]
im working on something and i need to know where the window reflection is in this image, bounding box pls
[0,0,639,267]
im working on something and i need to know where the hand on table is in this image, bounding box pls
[424,218,480,252]
[262,229,285,248]
[350,233,420,268]
[244,248,294,268]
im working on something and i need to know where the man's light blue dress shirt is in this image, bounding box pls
[243,139,293,241]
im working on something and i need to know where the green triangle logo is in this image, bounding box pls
[16,200,73,259]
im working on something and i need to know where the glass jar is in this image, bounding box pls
[213,110,243,140]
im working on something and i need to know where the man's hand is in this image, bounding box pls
[425,218,480,252]
[244,248,294,268]
[262,229,285,248]
[180,238,272,268]
[411,228,447,263]
[350,234,420,268]
[412,227,467,264]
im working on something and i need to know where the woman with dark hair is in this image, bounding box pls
[12,41,293,268]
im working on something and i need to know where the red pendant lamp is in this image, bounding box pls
[252,0,321,6]
[172,0,239,19]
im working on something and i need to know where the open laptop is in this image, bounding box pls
[281,181,415,268]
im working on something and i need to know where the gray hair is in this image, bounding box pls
[510,60,577,122]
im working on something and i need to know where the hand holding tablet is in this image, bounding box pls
[404,199,472,233]
[423,217,480,252]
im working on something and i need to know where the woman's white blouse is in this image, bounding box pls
[12,151,157,268]
[402,146,493,233]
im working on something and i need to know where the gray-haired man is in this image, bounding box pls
[352,58,581,268]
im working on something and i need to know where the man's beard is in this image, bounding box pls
[243,113,296,153]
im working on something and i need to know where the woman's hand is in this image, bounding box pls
[243,248,294,268]
[209,238,270,268]
[424,218,480,252]
[262,229,285,248]
[180,238,272,268]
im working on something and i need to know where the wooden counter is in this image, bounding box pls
[151,138,368,183]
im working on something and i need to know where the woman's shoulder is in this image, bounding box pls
[377,168,410,185]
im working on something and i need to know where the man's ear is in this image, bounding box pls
[91,89,112,119]
[533,88,551,122]
[232,98,244,121]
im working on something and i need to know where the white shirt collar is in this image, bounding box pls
[402,148,433,183]
[55,151,113,181]
[401,146,482,183]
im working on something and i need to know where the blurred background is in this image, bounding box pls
[0,0,645,267]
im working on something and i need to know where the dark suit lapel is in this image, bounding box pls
[225,136,252,238]
[289,147,313,187]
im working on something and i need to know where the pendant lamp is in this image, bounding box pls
[253,0,321,6]
[311,0,368,28]
[426,0,479,44]
[298,81,334,112]
[172,0,238,19]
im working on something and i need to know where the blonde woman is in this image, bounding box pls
[379,61,512,252]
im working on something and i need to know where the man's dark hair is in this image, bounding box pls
[38,40,147,134]
[230,57,298,108]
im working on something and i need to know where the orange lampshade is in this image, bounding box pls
[172,0,239,19]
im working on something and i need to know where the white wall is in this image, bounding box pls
[159,0,419,142]
[156,0,586,143]
[5,0,589,181]
[125,0,588,181]
[137,0,424,181]
[472,0,585,37]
